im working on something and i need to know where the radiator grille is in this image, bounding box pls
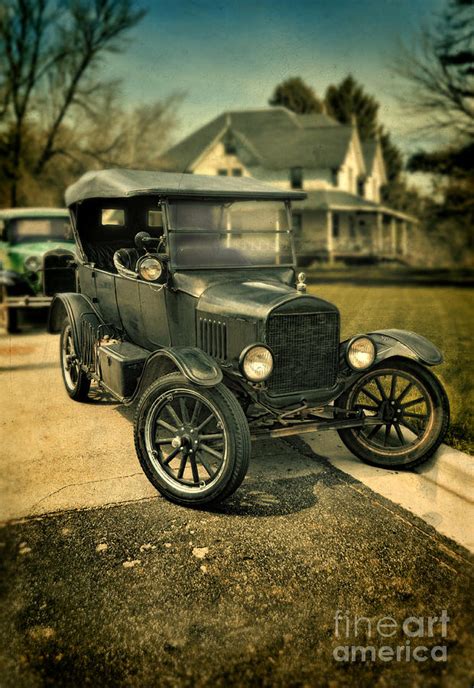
[198,317,227,361]
[43,252,76,296]
[266,311,339,395]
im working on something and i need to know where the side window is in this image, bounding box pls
[101,209,125,226]
[148,210,163,229]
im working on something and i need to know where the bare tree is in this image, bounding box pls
[395,0,474,138]
[74,91,185,169]
[0,0,145,205]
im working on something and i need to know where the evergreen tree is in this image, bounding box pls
[269,77,323,114]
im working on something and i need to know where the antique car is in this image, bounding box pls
[48,169,449,507]
[0,208,75,332]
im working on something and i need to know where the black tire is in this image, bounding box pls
[0,287,19,334]
[60,320,90,401]
[134,372,251,507]
[336,357,450,469]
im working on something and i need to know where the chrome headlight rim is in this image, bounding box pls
[137,255,164,282]
[346,335,376,371]
[24,255,41,272]
[239,343,274,383]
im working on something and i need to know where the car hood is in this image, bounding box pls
[197,277,335,321]
[8,241,75,260]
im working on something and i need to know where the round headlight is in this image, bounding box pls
[347,336,376,370]
[138,257,163,282]
[241,345,273,382]
[25,255,40,272]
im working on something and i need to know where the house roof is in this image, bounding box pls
[160,107,354,172]
[65,168,306,206]
[294,113,340,128]
[296,190,417,222]
[298,190,380,212]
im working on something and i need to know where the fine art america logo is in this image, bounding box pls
[333,610,450,663]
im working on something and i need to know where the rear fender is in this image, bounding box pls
[129,347,223,404]
[48,292,103,356]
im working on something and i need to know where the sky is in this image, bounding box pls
[102,0,445,155]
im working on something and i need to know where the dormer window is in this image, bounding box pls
[331,168,338,187]
[290,167,303,189]
[357,178,365,197]
[224,133,236,156]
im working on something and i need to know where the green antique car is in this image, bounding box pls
[0,208,76,332]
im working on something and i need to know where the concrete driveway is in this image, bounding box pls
[0,324,473,686]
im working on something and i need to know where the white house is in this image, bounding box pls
[160,107,416,264]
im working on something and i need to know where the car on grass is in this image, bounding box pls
[0,208,76,332]
[48,169,450,507]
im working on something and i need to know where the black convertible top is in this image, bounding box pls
[65,169,307,206]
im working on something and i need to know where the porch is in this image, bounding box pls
[293,190,416,264]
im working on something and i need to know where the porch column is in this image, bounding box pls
[390,217,397,256]
[326,210,334,264]
[376,212,383,255]
[401,221,408,256]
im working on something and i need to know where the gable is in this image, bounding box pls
[341,129,366,178]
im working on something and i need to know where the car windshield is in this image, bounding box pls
[10,217,72,243]
[167,200,293,269]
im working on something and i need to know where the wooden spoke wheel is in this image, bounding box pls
[60,320,90,401]
[336,358,449,469]
[134,372,251,507]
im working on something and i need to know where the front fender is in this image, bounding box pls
[340,328,442,370]
[369,329,443,366]
[129,346,223,404]
[0,270,32,293]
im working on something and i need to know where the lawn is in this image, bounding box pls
[308,282,474,454]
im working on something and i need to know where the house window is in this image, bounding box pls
[217,169,228,176]
[293,212,302,234]
[357,178,365,197]
[290,167,303,189]
[331,169,339,187]
[349,216,356,238]
[332,213,340,238]
[232,168,242,177]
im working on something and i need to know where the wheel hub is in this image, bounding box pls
[173,425,200,453]
[380,400,403,423]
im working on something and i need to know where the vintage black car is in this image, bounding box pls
[49,169,449,507]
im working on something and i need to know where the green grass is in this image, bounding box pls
[308,282,474,455]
